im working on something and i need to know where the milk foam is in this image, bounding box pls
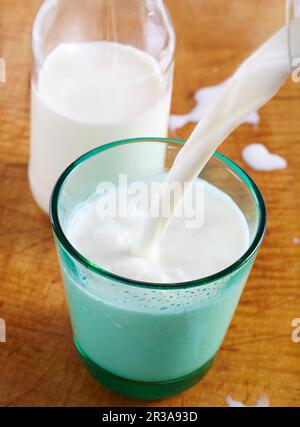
[66,179,249,283]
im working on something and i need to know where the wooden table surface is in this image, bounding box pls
[0,0,300,407]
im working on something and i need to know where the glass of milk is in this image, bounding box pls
[50,138,266,400]
[30,0,175,213]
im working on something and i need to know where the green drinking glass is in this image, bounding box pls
[50,138,266,400]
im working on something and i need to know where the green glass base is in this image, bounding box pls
[75,340,215,400]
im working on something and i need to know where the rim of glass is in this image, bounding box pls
[50,137,267,290]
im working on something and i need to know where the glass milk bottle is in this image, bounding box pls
[29,0,175,213]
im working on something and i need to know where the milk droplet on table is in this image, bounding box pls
[226,394,269,407]
[242,143,288,171]
[67,179,249,283]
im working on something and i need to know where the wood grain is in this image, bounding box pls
[0,0,300,407]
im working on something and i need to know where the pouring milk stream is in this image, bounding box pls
[133,17,300,256]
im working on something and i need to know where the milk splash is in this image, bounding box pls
[134,18,300,255]
[169,81,260,132]
[226,395,269,407]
